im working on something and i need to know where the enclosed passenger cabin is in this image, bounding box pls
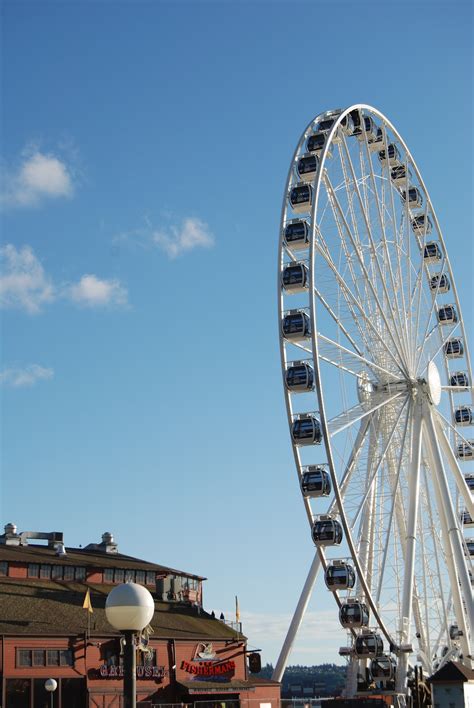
[285,362,314,392]
[282,310,311,341]
[291,415,322,446]
[423,242,442,263]
[378,144,400,166]
[354,632,384,658]
[391,165,411,186]
[449,623,463,640]
[411,214,433,235]
[454,406,473,426]
[339,113,354,136]
[370,656,396,682]
[289,183,313,214]
[368,127,384,152]
[450,371,469,388]
[318,117,336,132]
[307,132,328,154]
[354,116,378,143]
[466,540,474,556]
[300,466,331,497]
[349,109,362,135]
[296,153,319,183]
[311,517,343,546]
[339,601,369,629]
[444,338,464,358]
[401,187,423,209]
[438,305,458,325]
[461,511,473,527]
[324,561,356,591]
[465,476,474,492]
[284,219,310,251]
[281,262,309,293]
[429,273,450,293]
[457,441,474,460]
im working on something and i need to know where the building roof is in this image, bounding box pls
[428,661,474,683]
[0,543,205,579]
[0,578,241,640]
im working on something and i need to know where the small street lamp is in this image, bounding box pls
[45,678,57,708]
[105,582,155,708]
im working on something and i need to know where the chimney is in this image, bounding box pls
[0,523,21,546]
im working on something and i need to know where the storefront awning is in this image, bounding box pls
[179,680,255,694]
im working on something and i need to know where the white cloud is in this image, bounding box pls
[151,217,215,258]
[67,274,128,308]
[0,244,54,313]
[0,244,128,313]
[0,364,54,388]
[1,149,73,208]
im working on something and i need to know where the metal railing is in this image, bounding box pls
[150,700,330,708]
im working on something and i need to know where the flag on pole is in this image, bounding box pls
[235,595,240,623]
[83,588,93,614]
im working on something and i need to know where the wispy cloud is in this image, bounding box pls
[67,274,128,308]
[0,364,54,388]
[152,217,214,258]
[0,244,54,313]
[0,244,128,313]
[1,148,74,208]
[116,216,215,259]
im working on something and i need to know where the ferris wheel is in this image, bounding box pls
[274,105,473,705]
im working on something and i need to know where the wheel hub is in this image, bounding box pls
[424,361,441,406]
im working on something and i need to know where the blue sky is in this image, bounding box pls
[1,0,472,667]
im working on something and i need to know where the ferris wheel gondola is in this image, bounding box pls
[274,105,474,706]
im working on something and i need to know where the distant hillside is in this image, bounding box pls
[258,664,346,697]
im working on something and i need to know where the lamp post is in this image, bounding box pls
[105,582,155,708]
[45,678,57,708]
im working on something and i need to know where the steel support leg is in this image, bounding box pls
[272,552,321,682]
[396,401,423,694]
[422,406,473,664]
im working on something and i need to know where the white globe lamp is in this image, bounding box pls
[45,678,57,708]
[105,582,155,708]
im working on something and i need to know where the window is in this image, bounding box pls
[59,649,73,666]
[135,570,146,584]
[146,571,155,585]
[75,566,86,581]
[61,678,86,708]
[6,679,31,708]
[17,648,72,668]
[125,569,135,582]
[40,565,51,579]
[47,650,59,666]
[34,679,57,708]
[115,569,124,583]
[17,649,32,667]
[138,649,156,667]
[101,640,121,667]
[32,650,45,666]
[104,568,114,583]
[28,564,39,578]
[63,566,74,581]
[52,565,63,580]
[0,560,8,576]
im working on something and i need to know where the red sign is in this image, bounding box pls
[180,660,235,677]
[99,665,164,679]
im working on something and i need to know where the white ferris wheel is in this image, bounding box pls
[274,104,473,705]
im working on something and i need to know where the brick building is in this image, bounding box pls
[0,524,280,708]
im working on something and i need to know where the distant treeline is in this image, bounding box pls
[259,664,345,697]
